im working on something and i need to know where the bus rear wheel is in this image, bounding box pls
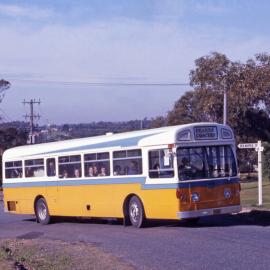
[35,198,51,225]
[128,196,145,228]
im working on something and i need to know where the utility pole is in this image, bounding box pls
[223,86,227,125]
[23,99,41,144]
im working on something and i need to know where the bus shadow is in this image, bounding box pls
[21,210,270,228]
[143,210,270,228]
[175,210,270,228]
[51,216,123,226]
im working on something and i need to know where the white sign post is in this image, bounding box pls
[238,141,264,206]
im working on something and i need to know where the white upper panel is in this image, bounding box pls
[3,122,235,160]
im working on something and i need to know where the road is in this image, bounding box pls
[1,199,270,270]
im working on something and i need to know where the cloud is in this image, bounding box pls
[0,4,54,20]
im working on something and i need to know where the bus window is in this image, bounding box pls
[47,158,56,177]
[25,159,45,178]
[113,149,142,176]
[84,152,110,177]
[58,155,81,178]
[149,149,174,178]
[177,145,237,181]
[5,161,23,179]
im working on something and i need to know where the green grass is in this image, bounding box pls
[0,239,135,270]
[241,181,270,209]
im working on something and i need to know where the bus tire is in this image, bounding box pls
[128,196,145,228]
[35,197,51,225]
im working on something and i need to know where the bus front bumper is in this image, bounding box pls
[177,205,241,219]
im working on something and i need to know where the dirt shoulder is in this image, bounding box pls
[0,238,135,270]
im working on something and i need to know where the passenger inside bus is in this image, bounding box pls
[74,168,81,178]
[63,170,68,178]
[47,160,56,177]
[128,161,139,175]
[113,165,122,175]
[87,166,94,177]
[25,168,33,178]
[93,165,98,176]
[98,166,107,176]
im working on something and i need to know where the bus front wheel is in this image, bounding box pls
[35,197,51,225]
[128,196,145,228]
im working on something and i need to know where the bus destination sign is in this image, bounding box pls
[194,126,218,140]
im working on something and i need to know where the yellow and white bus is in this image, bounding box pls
[2,123,241,227]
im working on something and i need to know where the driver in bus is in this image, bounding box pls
[178,157,192,180]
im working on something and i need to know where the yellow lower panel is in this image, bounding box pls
[3,186,47,215]
[3,184,179,220]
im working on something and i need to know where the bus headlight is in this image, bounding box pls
[224,188,232,199]
[191,192,200,202]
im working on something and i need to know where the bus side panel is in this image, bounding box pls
[3,186,47,215]
[47,183,179,219]
[138,189,179,219]
[50,183,142,217]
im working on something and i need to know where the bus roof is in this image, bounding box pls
[3,122,234,160]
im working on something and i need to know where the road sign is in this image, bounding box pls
[238,143,258,149]
[238,141,264,206]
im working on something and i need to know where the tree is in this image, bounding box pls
[0,127,27,185]
[0,79,10,103]
[149,116,167,128]
[167,89,223,125]
[167,52,270,142]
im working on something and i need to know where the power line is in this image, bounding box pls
[12,79,190,87]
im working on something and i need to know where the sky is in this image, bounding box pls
[1,0,270,124]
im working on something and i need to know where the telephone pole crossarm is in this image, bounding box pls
[23,99,41,144]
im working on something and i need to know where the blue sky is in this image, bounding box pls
[0,0,270,124]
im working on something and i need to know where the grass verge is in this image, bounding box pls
[0,238,135,270]
[241,181,270,209]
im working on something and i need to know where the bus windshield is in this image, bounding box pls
[177,145,237,181]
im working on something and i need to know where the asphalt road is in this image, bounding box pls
[1,199,270,270]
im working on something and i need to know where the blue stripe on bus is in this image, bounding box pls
[30,133,160,157]
[2,177,239,189]
[177,177,239,188]
[143,178,239,190]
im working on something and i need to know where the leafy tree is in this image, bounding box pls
[150,116,167,128]
[167,52,270,141]
[0,79,10,103]
[0,128,27,185]
[167,89,223,125]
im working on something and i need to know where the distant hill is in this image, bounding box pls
[0,119,153,144]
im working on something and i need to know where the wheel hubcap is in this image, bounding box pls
[130,202,139,223]
[38,202,47,221]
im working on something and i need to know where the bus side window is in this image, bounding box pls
[58,155,81,178]
[47,158,56,177]
[84,152,110,177]
[149,149,174,178]
[25,159,45,178]
[5,161,23,179]
[113,149,142,176]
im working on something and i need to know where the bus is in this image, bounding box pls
[2,123,241,227]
